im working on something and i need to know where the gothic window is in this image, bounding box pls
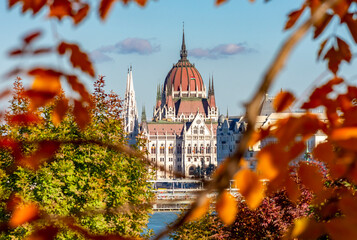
[151,145,156,154]
[177,144,182,154]
[188,157,191,162]
[160,144,165,154]
[206,144,211,154]
[194,144,198,154]
[151,158,156,163]
[169,158,173,162]
[187,144,192,154]
[206,157,210,162]
[200,144,204,154]
[168,144,173,154]
[194,158,197,162]
[178,158,181,162]
[160,158,164,162]
[200,127,204,134]
[193,127,198,134]
[189,166,195,175]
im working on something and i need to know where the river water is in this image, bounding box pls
[147,212,179,240]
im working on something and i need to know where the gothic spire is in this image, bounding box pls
[141,105,147,122]
[156,84,161,100]
[180,23,187,60]
[211,74,215,95]
[208,75,211,95]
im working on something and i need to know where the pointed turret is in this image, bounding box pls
[211,75,215,95]
[208,75,211,95]
[180,24,187,61]
[141,105,147,122]
[156,84,162,109]
[208,75,216,108]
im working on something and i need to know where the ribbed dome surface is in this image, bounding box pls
[164,60,204,92]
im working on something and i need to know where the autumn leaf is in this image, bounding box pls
[23,30,42,44]
[313,13,333,39]
[74,100,91,130]
[186,196,210,222]
[52,97,69,126]
[273,91,295,112]
[216,191,237,225]
[332,0,349,18]
[330,127,357,141]
[298,163,324,193]
[215,0,227,5]
[326,218,357,240]
[7,113,42,125]
[323,37,351,74]
[9,202,39,227]
[343,13,357,43]
[285,176,300,202]
[58,42,95,77]
[284,5,306,30]
[257,147,280,180]
[234,169,264,209]
[48,0,72,20]
[313,141,335,165]
[317,38,328,59]
[17,141,60,170]
[135,0,148,7]
[9,0,47,15]
[99,0,117,20]
[66,75,92,104]
[73,3,90,25]
[25,226,59,240]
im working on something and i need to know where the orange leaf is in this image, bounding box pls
[73,4,89,25]
[17,141,60,170]
[66,75,92,104]
[8,113,42,125]
[9,0,47,15]
[48,0,72,20]
[216,191,237,225]
[313,141,335,165]
[135,0,148,7]
[234,169,264,209]
[284,6,306,30]
[257,147,280,180]
[285,176,300,202]
[74,100,91,130]
[326,218,357,240]
[9,202,39,227]
[332,0,349,18]
[99,0,116,20]
[337,37,352,62]
[215,0,227,5]
[186,196,210,222]
[298,163,324,193]
[58,42,95,77]
[313,13,332,39]
[330,127,357,141]
[273,91,295,112]
[52,98,69,126]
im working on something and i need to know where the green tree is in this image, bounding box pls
[0,76,153,239]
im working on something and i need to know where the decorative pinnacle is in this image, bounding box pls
[180,23,187,60]
[141,105,147,122]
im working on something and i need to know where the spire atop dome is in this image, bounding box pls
[180,23,187,60]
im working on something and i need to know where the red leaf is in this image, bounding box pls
[216,0,227,5]
[52,97,69,126]
[66,75,92,104]
[23,30,41,44]
[99,0,116,20]
[26,226,59,240]
[33,47,52,55]
[57,42,95,77]
[73,3,89,25]
[298,163,324,193]
[317,38,328,60]
[337,37,352,62]
[48,0,72,20]
[343,13,357,43]
[74,100,91,130]
[7,113,42,125]
[284,6,306,30]
[9,0,47,15]
[17,141,60,170]
[135,0,148,7]
[332,0,349,18]
[313,13,333,39]
[9,49,25,56]
[273,91,295,112]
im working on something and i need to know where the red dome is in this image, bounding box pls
[164,60,204,92]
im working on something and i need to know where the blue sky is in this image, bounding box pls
[1,0,356,117]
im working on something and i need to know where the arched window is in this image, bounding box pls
[189,166,195,175]
[193,127,198,134]
[160,144,165,154]
[187,144,192,154]
[151,145,156,154]
[168,144,173,154]
[177,144,182,154]
[200,127,204,134]
[200,144,204,154]
[194,144,198,154]
[206,144,211,154]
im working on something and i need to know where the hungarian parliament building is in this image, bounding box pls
[123,31,327,180]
